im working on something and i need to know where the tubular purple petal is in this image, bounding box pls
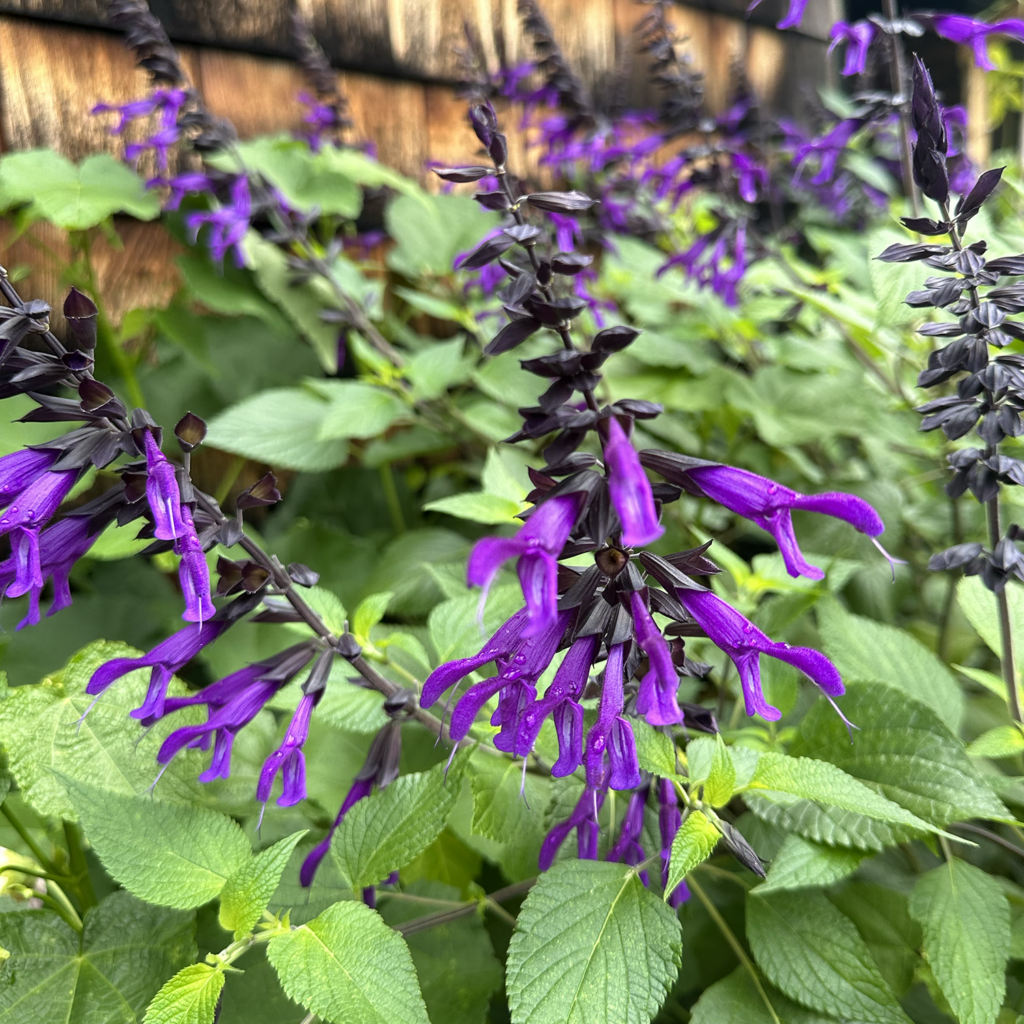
[143,433,186,541]
[0,449,58,507]
[301,776,376,887]
[630,592,682,725]
[0,470,77,537]
[550,700,585,776]
[540,786,605,870]
[175,506,215,624]
[604,417,663,547]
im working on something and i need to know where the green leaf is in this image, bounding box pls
[266,900,430,1024]
[959,576,1024,674]
[273,666,387,734]
[747,889,910,1024]
[470,757,548,845]
[87,519,154,561]
[632,720,680,778]
[755,833,866,894]
[311,380,408,440]
[868,227,922,328]
[689,967,836,1024]
[219,831,307,938]
[319,146,423,197]
[352,591,394,642]
[205,386,350,471]
[405,338,473,400]
[506,860,682,1024]
[385,193,494,278]
[379,880,502,1024]
[65,780,251,909]
[793,683,1010,826]
[665,810,720,897]
[967,724,1024,759]
[402,829,482,897]
[332,759,464,889]
[829,883,921,998]
[0,891,194,1024]
[909,859,1010,1024]
[0,151,159,228]
[704,735,736,808]
[423,492,525,525]
[817,600,963,730]
[0,641,205,820]
[143,964,224,1024]
[747,752,942,842]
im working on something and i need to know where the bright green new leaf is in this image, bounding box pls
[333,759,465,889]
[480,448,528,502]
[633,720,680,778]
[909,858,1010,1024]
[755,833,866,894]
[65,780,251,909]
[353,591,394,642]
[143,963,225,1024]
[665,810,720,897]
[794,683,1010,825]
[267,900,430,1024]
[423,491,525,525]
[0,641,205,820]
[506,860,682,1024]
[312,380,408,440]
[0,891,194,1024]
[704,735,736,807]
[219,831,308,938]
[205,387,349,471]
[968,725,1024,759]
[0,150,159,228]
[817,600,962,730]
[747,889,910,1023]
[470,757,549,846]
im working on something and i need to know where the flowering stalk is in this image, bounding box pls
[882,0,921,216]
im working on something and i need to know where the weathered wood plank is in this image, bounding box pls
[342,69,429,177]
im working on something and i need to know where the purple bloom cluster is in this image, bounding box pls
[92,88,187,169]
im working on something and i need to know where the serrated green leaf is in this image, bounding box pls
[0,891,194,1024]
[403,828,482,896]
[817,600,962,730]
[219,831,307,938]
[427,584,521,665]
[747,889,910,1023]
[143,963,224,1024]
[469,757,549,845]
[909,859,1010,1024]
[793,683,1010,825]
[0,150,159,228]
[666,810,720,897]
[353,591,394,642]
[689,967,837,1024]
[748,752,940,839]
[205,387,349,471]
[480,448,528,502]
[312,380,408,440]
[332,759,464,889]
[959,577,1024,676]
[705,735,736,807]
[633,720,680,778]
[297,587,348,636]
[267,900,430,1024]
[65,780,251,909]
[404,338,473,400]
[0,641,205,820]
[967,724,1024,759]
[755,833,866,894]
[829,883,921,998]
[506,860,682,1024]
[380,880,502,1024]
[423,491,525,525]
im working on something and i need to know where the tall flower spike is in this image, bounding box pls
[175,505,215,624]
[467,494,582,636]
[603,417,663,548]
[143,431,186,541]
[677,588,843,722]
[629,590,683,726]
[584,642,641,791]
[642,453,884,580]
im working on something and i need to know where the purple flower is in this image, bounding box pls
[658,778,689,907]
[301,777,373,885]
[539,785,606,870]
[175,505,215,625]
[794,120,860,186]
[1,516,100,629]
[682,463,884,580]
[86,619,231,720]
[93,89,187,170]
[608,787,650,883]
[748,0,807,30]
[257,690,319,807]
[829,21,877,76]
[603,417,663,548]
[629,591,683,726]
[584,642,641,791]
[186,175,252,267]
[676,589,842,722]
[0,449,61,506]
[467,495,582,637]
[932,15,1024,71]
[143,432,186,542]
[732,153,767,203]
[157,172,214,211]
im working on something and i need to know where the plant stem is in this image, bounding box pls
[63,821,97,910]
[379,462,406,533]
[688,876,781,1024]
[1,803,56,874]
[35,888,83,931]
[394,878,534,936]
[949,821,1024,858]
[987,494,1022,722]
[882,0,921,217]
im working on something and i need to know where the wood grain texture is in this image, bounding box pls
[745,24,786,108]
[343,69,428,177]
